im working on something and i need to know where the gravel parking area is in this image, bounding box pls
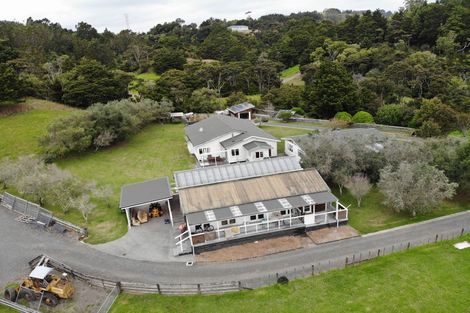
[307,225,360,244]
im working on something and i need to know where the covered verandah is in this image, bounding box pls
[119,177,175,228]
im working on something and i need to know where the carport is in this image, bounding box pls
[119,177,174,228]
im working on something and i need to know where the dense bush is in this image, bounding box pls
[375,104,414,126]
[61,59,132,108]
[262,85,303,110]
[187,88,223,113]
[40,98,173,158]
[352,111,374,123]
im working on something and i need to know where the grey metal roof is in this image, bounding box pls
[243,141,272,151]
[174,156,302,189]
[119,177,172,209]
[185,115,277,147]
[186,191,338,224]
[228,102,255,114]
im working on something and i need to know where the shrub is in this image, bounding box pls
[40,98,173,158]
[291,107,305,116]
[334,112,353,123]
[278,111,293,122]
[352,111,374,124]
[375,104,414,126]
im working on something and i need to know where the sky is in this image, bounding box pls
[0,0,407,33]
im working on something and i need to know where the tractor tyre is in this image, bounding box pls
[4,288,17,302]
[19,288,36,302]
[42,292,59,307]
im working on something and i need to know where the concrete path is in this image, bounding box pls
[0,206,468,286]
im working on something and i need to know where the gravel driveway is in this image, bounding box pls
[1,206,469,286]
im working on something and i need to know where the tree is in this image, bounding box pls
[345,174,372,207]
[0,63,22,103]
[61,58,131,107]
[72,194,96,224]
[302,134,358,194]
[187,88,222,113]
[0,157,18,189]
[262,85,303,110]
[412,98,458,135]
[378,162,457,216]
[152,47,186,74]
[352,111,374,123]
[226,91,247,106]
[278,111,293,122]
[375,104,414,126]
[304,61,358,118]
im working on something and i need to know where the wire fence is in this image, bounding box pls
[28,226,468,298]
[1,192,87,237]
[0,298,41,313]
[96,283,121,313]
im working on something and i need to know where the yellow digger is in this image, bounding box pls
[4,259,74,307]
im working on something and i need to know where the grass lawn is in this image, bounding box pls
[110,232,470,313]
[260,126,313,154]
[129,72,160,93]
[134,72,160,81]
[57,123,195,243]
[0,99,194,243]
[280,65,300,78]
[338,187,469,234]
[0,98,74,159]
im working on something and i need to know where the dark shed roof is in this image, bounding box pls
[228,102,255,114]
[119,177,172,209]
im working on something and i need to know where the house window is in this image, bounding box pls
[255,151,264,159]
[231,149,240,156]
[250,215,257,221]
[229,218,236,224]
[280,210,290,215]
[258,214,264,219]
[198,147,210,155]
[221,220,228,226]
[304,206,312,214]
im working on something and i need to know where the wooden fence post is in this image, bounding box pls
[407,242,410,249]
[157,283,161,295]
[311,264,314,275]
[197,283,201,294]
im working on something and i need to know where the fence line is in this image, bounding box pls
[0,298,40,313]
[1,192,87,237]
[28,226,467,297]
[96,283,121,313]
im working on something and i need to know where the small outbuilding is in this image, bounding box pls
[119,177,174,228]
[228,102,255,120]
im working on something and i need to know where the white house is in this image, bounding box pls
[185,115,280,166]
[227,25,250,33]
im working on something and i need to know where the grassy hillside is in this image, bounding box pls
[0,98,74,159]
[280,65,300,78]
[110,233,470,313]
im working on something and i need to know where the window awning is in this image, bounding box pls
[119,177,172,210]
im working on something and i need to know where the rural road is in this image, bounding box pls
[1,206,469,286]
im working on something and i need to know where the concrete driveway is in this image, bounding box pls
[93,216,193,263]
